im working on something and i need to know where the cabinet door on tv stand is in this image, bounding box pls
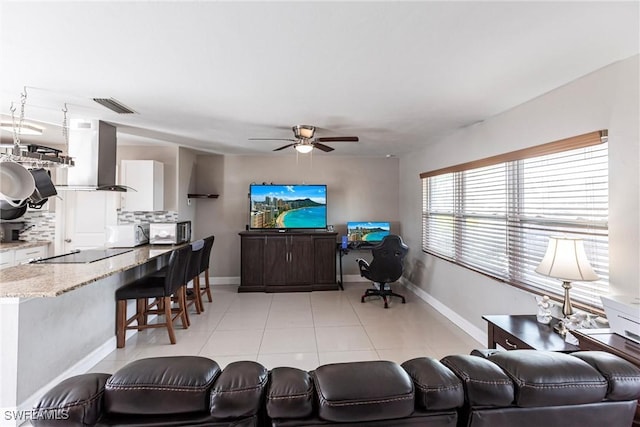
[313,236,337,286]
[263,236,288,286]
[287,235,314,286]
[240,235,265,291]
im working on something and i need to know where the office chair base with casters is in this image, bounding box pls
[361,284,406,308]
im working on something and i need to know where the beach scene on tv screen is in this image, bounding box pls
[250,185,327,229]
[347,222,390,242]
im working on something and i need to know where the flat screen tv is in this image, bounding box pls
[249,184,327,230]
[347,221,390,243]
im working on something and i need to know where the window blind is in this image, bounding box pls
[422,131,609,310]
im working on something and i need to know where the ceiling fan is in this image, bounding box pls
[249,125,359,153]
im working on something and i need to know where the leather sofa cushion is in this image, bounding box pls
[440,354,513,407]
[210,361,268,419]
[105,356,220,415]
[488,350,607,407]
[572,351,640,401]
[401,357,465,410]
[33,373,110,426]
[313,360,414,422]
[267,367,314,419]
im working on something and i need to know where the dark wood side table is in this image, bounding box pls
[482,314,580,352]
[572,329,640,426]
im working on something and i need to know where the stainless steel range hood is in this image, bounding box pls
[61,120,129,191]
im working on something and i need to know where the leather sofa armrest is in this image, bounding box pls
[210,361,268,419]
[33,373,111,426]
[571,351,640,401]
[470,348,505,359]
[401,357,464,411]
[440,354,514,407]
[267,367,314,419]
[488,350,608,407]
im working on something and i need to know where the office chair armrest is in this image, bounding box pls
[356,258,370,276]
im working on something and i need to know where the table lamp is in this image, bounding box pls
[535,236,599,333]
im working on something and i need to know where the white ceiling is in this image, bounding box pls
[1,1,638,157]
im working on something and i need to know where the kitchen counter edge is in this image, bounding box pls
[0,244,188,298]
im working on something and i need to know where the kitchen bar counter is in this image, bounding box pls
[0,242,189,417]
[0,240,51,253]
[0,244,183,298]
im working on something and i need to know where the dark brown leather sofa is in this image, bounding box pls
[32,350,640,427]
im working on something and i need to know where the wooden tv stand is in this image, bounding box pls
[239,231,338,292]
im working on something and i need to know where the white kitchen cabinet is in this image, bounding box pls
[120,160,164,212]
[14,245,48,265]
[1,244,49,269]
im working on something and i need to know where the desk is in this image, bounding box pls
[336,243,377,290]
[482,314,579,352]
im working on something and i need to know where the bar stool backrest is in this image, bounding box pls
[188,240,205,282]
[165,245,192,296]
[199,236,215,274]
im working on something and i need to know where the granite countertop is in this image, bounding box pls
[0,241,52,253]
[0,244,184,298]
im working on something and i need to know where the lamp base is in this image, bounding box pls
[561,280,574,317]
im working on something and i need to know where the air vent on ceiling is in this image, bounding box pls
[92,98,136,114]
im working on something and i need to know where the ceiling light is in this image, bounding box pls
[295,144,314,154]
[0,122,44,135]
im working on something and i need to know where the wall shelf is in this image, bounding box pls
[187,193,219,199]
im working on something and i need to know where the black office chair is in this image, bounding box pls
[357,235,408,308]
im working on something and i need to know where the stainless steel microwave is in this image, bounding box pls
[149,221,191,245]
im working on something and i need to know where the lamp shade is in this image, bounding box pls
[295,144,314,154]
[535,236,599,281]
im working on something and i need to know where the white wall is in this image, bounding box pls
[177,147,198,226]
[399,55,640,332]
[194,154,400,278]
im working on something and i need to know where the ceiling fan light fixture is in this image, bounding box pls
[293,125,315,139]
[295,143,314,154]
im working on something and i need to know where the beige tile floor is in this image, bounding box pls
[89,282,483,374]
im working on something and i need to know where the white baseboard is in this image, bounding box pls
[207,275,367,287]
[401,279,487,346]
[340,274,364,283]
[209,276,240,285]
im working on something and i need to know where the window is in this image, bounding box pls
[421,131,609,310]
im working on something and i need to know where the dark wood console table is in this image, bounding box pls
[572,328,640,426]
[239,231,338,292]
[482,314,579,352]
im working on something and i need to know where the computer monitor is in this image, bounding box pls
[346,221,390,244]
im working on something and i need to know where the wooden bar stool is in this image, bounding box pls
[186,239,205,314]
[198,236,215,304]
[115,245,191,348]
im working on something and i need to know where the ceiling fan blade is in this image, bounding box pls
[315,136,359,142]
[273,143,296,151]
[312,142,334,152]
[249,138,296,142]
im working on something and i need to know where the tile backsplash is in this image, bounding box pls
[117,210,178,224]
[4,211,57,242]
